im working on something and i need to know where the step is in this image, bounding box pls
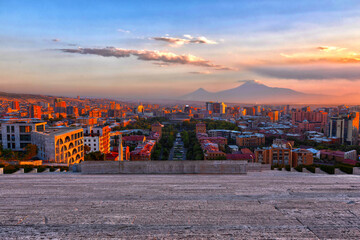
[41,168,50,173]
[54,168,60,172]
[302,168,313,174]
[335,168,346,175]
[13,168,24,174]
[353,167,360,175]
[0,168,3,175]
[28,168,37,173]
[315,168,327,174]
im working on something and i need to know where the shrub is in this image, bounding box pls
[277,167,282,171]
[59,166,69,172]
[285,165,291,171]
[294,165,303,172]
[49,166,55,172]
[305,165,316,173]
[339,166,353,174]
[23,165,34,173]
[4,165,19,174]
[320,165,335,174]
[37,166,47,172]
[271,165,275,170]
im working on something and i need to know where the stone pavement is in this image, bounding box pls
[0,171,360,239]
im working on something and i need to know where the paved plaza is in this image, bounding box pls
[0,171,360,239]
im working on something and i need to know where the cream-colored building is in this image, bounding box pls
[31,127,84,165]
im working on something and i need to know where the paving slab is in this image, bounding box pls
[0,171,359,239]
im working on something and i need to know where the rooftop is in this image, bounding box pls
[35,127,82,136]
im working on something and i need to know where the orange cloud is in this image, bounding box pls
[317,46,347,52]
[279,46,360,64]
[60,47,233,70]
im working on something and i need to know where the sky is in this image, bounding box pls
[1,0,360,102]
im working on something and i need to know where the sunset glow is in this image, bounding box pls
[1,0,360,103]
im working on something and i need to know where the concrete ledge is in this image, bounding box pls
[81,160,248,174]
[28,168,37,173]
[0,168,3,175]
[247,163,270,172]
[54,168,60,172]
[13,168,24,174]
[335,168,346,175]
[353,167,360,175]
[315,168,327,174]
[302,168,312,174]
[41,168,50,173]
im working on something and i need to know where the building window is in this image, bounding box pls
[20,134,31,141]
[36,125,44,132]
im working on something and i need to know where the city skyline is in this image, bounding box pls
[1,1,360,103]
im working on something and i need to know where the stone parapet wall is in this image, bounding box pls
[81,160,247,174]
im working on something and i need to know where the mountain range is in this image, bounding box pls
[179,80,326,104]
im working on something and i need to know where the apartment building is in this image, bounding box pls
[1,119,46,151]
[83,125,110,153]
[31,127,84,165]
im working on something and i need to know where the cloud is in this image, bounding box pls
[317,46,347,52]
[251,65,360,80]
[52,39,60,42]
[279,53,360,64]
[117,28,130,34]
[152,35,218,47]
[60,47,233,70]
[189,71,212,75]
[237,80,262,84]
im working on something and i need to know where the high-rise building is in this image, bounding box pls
[206,102,214,112]
[110,101,115,110]
[268,111,279,122]
[66,106,79,117]
[30,105,42,119]
[11,101,20,110]
[328,112,359,145]
[54,100,66,113]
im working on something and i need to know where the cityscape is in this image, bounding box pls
[1,0,360,239]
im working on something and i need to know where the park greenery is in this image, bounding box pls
[0,144,37,161]
[151,125,177,160]
[182,131,204,160]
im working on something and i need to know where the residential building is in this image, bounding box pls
[30,105,42,119]
[196,122,206,134]
[151,121,163,136]
[1,119,46,151]
[130,140,156,161]
[31,127,84,165]
[328,113,359,145]
[236,133,265,147]
[83,126,110,154]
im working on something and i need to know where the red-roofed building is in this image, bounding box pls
[226,153,254,161]
[130,140,156,161]
[123,135,146,146]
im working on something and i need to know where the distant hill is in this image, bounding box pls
[0,91,87,104]
[179,80,326,104]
